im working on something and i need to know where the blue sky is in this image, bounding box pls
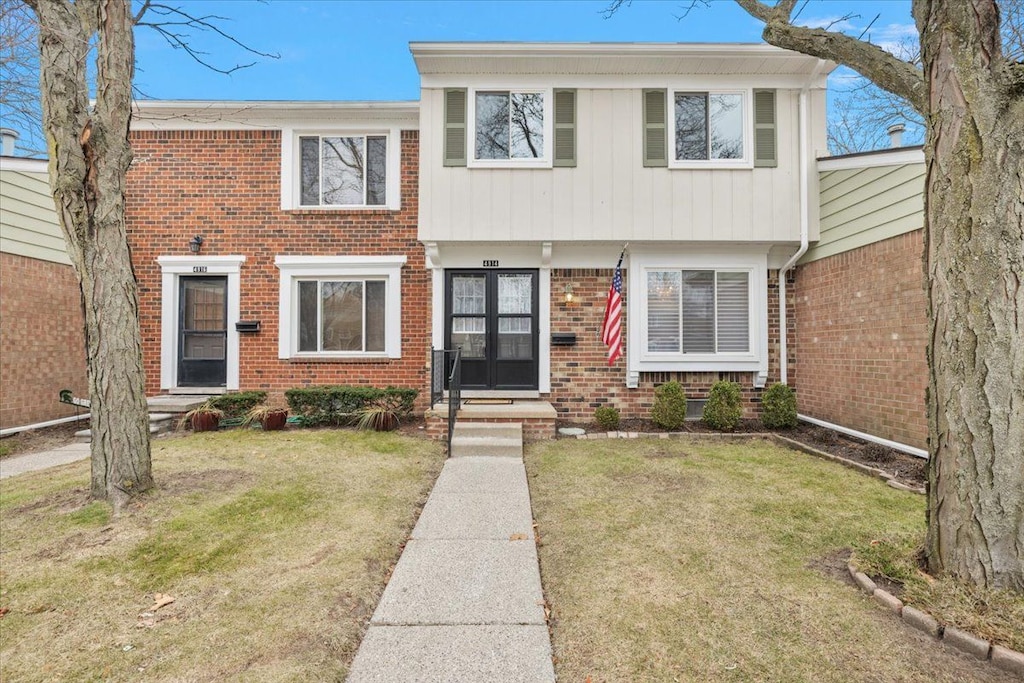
[132,0,918,101]
[3,1,923,154]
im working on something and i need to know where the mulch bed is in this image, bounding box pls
[559,417,928,489]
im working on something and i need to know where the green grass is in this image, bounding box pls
[527,437,1020,683]
[0,429,444,682]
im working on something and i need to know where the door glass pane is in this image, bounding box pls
[681,270,715,353]
[498,317,532,359]
[298,281,318,352]
[452,317,485,358]
[453,276,486,314]
[183,281,225,331]
[322,281,363,351]
[647,271,680,352]
[365,280,386,353]
[498,274,532,314]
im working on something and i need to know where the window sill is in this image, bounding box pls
[667,161,753,170]
[636,358,762,373]
[286,355,395,364]
[467,160,552,170]
[286,206,398,214]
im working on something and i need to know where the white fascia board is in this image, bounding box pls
[818,147,924,171]
[0,157,48,172]
[132,101,419,132]
[420,74,827,90]
[410,41,824,60]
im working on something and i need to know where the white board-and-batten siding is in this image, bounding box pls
[804,161,925,263]
[0,167,69,265]
[418,87,825,244]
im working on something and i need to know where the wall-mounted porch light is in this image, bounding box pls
[188,235,204,254]
[564,283,579,307]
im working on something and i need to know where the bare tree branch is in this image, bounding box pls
[0,0,45,155]
[134,3,279,75]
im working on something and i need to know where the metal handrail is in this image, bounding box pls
[447,348,462,456]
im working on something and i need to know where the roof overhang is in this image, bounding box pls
[410,41,836,83]
[130,100,420,131]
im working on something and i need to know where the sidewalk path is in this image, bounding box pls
[347,452,555,682]
[0,442,90,479]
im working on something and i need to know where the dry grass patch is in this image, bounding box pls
[0,429,443,682]
[527,437,1019,683]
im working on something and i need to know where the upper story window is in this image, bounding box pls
[475,91,545,160]
[299,134,387,207]
[674,93,745,162]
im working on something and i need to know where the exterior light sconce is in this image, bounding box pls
[188,235,204,254]
[564,283,579,307]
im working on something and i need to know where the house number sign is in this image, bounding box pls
[482,260,499,268]
[192,266,208,273]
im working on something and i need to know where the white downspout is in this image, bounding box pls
[779,59,827,385]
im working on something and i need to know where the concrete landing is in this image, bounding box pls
[450,423,523,458]
[347,446,554,682]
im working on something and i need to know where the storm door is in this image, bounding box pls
[177,276,228,387]
[445,270,539,390]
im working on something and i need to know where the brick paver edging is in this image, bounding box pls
[573,431,926,495]
[846,562,1024,676]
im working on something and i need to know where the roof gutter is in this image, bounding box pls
[779,58,827,385]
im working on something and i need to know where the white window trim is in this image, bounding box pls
[280,127,402,211]
[467,87,554,169]
[275,255,406,359]
[627,250,768,375]
[668,88,753,170]
[157,255,245,390]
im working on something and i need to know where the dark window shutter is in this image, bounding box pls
[444,88,467,167]
[553,89,577,167]
[643,89,668,167]
[753,89,777,168]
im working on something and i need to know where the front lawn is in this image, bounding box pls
[527,437,1019,683]
[0,429,444,682]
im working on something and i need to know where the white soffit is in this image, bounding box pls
[410,42,836,78]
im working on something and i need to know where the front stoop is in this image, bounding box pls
[450,423,523,458]
[74,412,178,443]
[426,400,558,441]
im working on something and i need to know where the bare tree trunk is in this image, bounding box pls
[34,0,151,510]
[916,0,1024,591]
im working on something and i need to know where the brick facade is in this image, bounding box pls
[792,230,927,449]
[126,129,431,410]
[0,252,89,429]
[546,267,791,422]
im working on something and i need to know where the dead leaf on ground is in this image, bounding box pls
[148,594,175,612]
[510,533,529,541]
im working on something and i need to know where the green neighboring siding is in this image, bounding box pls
[803,163,924,263]
[0,170,69,265]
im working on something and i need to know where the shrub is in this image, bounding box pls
[651,381,687,430]
[594,405,620,430]
[209,391,267,419]
[760,383,797,429]
[284,386,417,427]
[703,381,743,431]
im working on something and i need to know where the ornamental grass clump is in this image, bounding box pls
[651,381,687,430]
[703,381,743,431]
[594,406,620,431]
[761,383,798,429]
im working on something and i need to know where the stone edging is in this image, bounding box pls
[846,562,1024,676]
[573,430,926,495]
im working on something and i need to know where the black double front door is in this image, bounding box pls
[445,270,539,390]
[177,276,228,387]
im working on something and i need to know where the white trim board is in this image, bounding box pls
[157,255,245,391]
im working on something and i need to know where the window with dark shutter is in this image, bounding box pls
[553,89,576,167]
[444,88,467,167]
[643,89,668,167]
[753,89,777,168]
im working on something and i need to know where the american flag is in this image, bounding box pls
[601,252,624,365]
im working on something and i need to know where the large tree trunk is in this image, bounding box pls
[916,0,1024,591]
[35,0,152,510]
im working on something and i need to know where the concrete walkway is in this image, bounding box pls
[347,432,555,682]
[0,442,90,479]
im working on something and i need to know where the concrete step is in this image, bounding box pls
[146,395,215,413]
[74,412,179,443]
[450,422,523,458]
[75,423,163,443]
